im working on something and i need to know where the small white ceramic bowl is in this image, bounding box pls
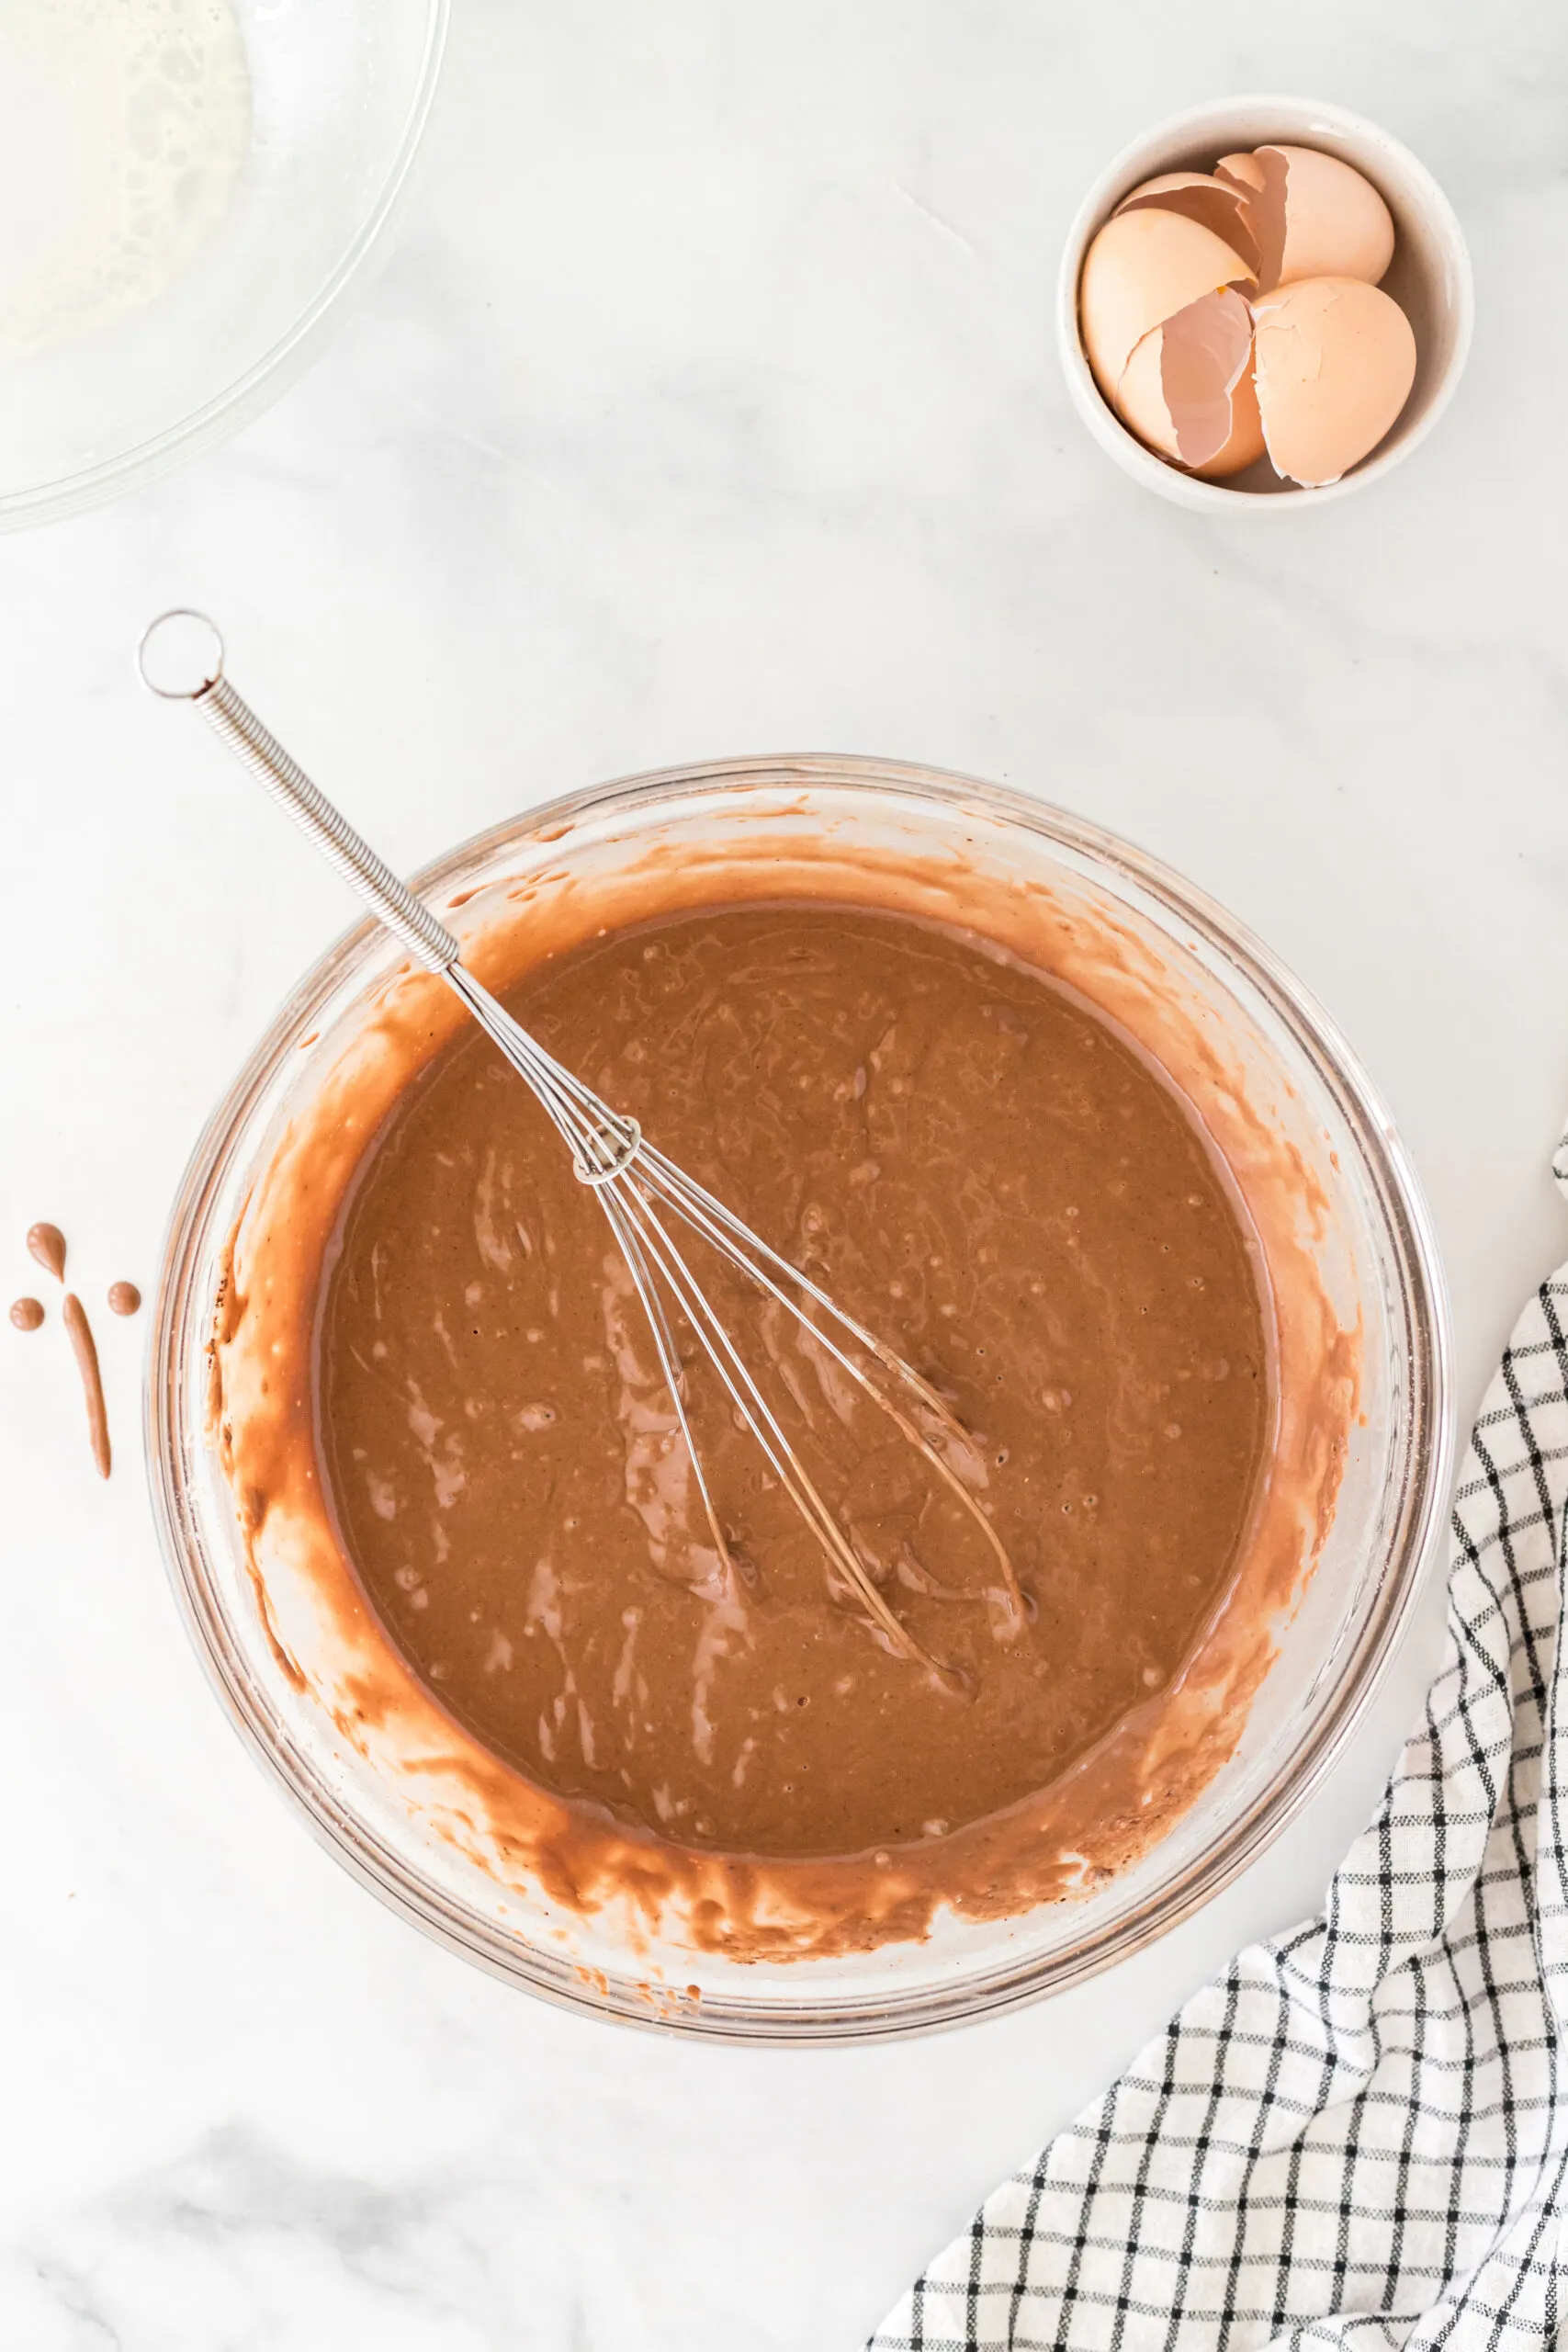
[1056,95,1474,512]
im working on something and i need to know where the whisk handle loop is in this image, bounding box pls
[137,610,459,975]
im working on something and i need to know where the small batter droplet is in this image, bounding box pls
[27,1221,66,1283]
[9,1296,43,1332]
[107,1282,141,1317]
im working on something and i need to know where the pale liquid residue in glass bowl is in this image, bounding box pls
[0,0,252,358]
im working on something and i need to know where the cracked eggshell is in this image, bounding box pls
[1078,208,1255,404]
[1191,356,1266,481]
[1214,153,1266,196]
[1252,276,1416,486]
[1113,172,1260,274]
[1116,288,1265,477]
[1250,146,1395,289]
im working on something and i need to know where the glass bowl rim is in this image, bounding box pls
[145,752,1454,2042]
[0,0,452,533]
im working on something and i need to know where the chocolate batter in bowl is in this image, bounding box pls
[149,760,1450,2039]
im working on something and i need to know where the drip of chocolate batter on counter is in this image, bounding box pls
[318,902,1269,1862]
[62,1295,110,1478]
[9,1297,43,1332]
[27,1221,66,1283]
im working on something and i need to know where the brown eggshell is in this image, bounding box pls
[1079,209,1256,402]
[1214,152,1267,195]
[1252,276,1416,486]
[1254,145,1395,288]
[1115,288,1261,475]
[1114,325,1182,459]
[1114,171,1260,274]
[1190,346,1267,479]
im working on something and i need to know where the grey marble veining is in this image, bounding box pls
[4,1,1568,2345]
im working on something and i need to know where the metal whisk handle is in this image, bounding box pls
[141,609,1026,1668]
[136,610,459,976]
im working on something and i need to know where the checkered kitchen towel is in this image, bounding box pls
[872,1154,1568,2350]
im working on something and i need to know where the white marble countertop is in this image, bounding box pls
[4,3,1567,2345]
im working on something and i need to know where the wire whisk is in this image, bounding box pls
[139,612,1025,1677]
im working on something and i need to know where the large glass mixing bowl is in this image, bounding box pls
[0,0,448,530]
[148,760,1451,2041]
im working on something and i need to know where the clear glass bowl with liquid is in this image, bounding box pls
[148,759,1451,2041]
[0,0,448,530]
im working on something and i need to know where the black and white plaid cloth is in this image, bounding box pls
[872,1151,1568,2351]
